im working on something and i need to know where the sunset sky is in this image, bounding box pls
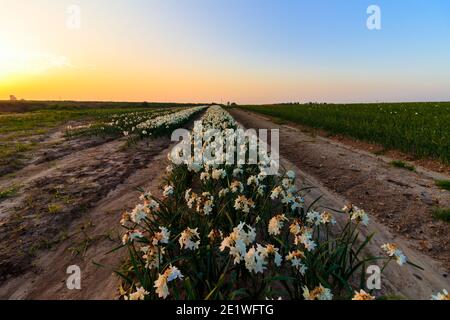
[1,0,449,104]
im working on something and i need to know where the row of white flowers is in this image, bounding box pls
[118,106,447,301]
[72,106,206,139]
[103,109,175,135]
[133,106,207,137]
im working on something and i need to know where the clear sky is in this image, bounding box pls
[1,0,449,104]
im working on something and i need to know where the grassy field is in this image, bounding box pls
[238,102,450,164]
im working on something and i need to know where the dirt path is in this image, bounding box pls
[231,108,450,299]
[0,131,175,299]
[0,142,172,299]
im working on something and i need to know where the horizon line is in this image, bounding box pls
[1,98,450,106]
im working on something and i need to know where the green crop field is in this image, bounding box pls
[238,102,450,164]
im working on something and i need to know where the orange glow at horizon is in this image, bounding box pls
[1,1,450,104]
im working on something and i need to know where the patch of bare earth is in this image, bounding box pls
[0,127,178,299]
[231,108,450,299]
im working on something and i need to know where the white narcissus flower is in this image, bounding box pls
[148,199,160,211]
[200,172,210,181]
[220,222,256,264]
[230,181,244,193]
[208,229,223,242]
[141,245,165,270]
[286,170,296,180]
[188,162,202,173]
[139,191,152,202]
[281,192,296,206]
[257,185,266,196]
[302,284,333,300]
[268,214,288,236]
[123,230,144,244]
[244,245,267,274]
[352,290,376,300]
[290,196,304,211]
[153,226,170,246]
[303,238,317,252]
[381,243,407,266]
[185,189,197,209]
[179,227,201,250]
[122,233,129,245]
[239,143,247,155]
[232,168,243,177]
[244,247,258,273]
[431,289,450,300]
[381,243,398,256]
[218,188,229,198]
[306,211,321,226]
[289,221,301,235]
[320,211,336,225]
[201,193,215,215]
[274,252,283,267]
[120,211,130,226]
[127,287,149,300]
[395,252,407,266]
[154,265,184,299]
[130,204,149,224]
[212,168,226,180]
[294,229,317,252]
[350,207,370,226]
[185,188,192,202]
[130,230,144,240]
[247,175,259,187]
[270,186,283,200]
[281,178,291,189]
[163,185,174,197]
[265,244,282,267]
[286,250,307,274]
[234,195,255,213]
[258,170,268,181]
[166,265,183,282]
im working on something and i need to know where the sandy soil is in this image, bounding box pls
[231,108,450,299]
[0,128,175,299]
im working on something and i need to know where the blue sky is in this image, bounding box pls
[1,0,449,103]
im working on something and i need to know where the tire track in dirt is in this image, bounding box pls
[231,108,450,299]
